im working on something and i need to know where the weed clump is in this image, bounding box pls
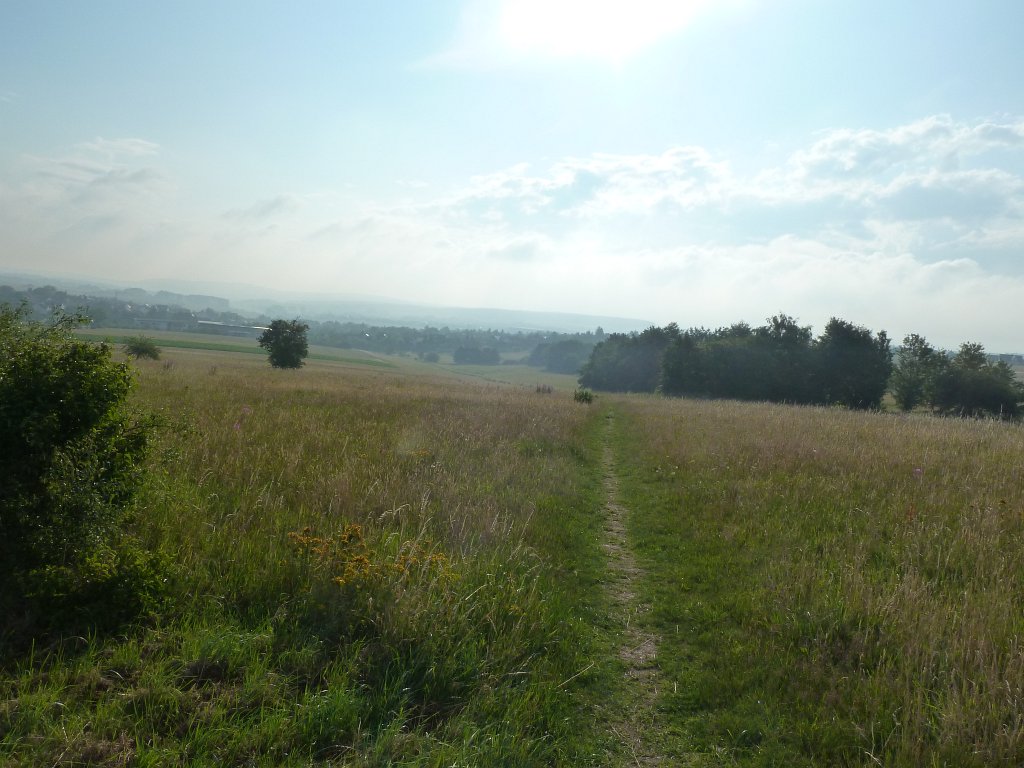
[123,335,161,360]
[574,387,594,404]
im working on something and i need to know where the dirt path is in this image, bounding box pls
[599,412,667,767]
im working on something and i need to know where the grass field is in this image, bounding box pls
[3,343,1024,766]
[2,347,618,766]
[75,328,395,367]
[610,396,1024,766]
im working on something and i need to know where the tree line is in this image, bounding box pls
[579,315,1023,418]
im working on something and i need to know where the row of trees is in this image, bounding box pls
[579,315,1023,417]
[891,336,1022,417]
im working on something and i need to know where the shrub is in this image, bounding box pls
[0,304,162,644]
[123,334,161,360]
[573,388,594,404]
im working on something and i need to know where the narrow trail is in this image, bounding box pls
[599,411,667,767]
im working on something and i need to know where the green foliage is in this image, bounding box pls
[0,304,161,643]
[579,324,680,393]
[573,387,594,404]
[930,343,1023,418]
[258,318,309,368]
[588,316,1020,420]
[528,338,595,374]
[892,336,1023,418]
[814,317,892,409]
[654,314,891,409]
[891,333,940,411]
[123,334,161,360]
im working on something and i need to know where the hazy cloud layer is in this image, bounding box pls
[3,116,1024,350]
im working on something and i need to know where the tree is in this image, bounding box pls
[579,325,680,393]
[930,342,1023,418]
[660,332,706,396]
[528,339,593,374]
[890,334,940,411]
[259,319,309,368]
[123,334,161,360]
[814,318,892,409]
[0,304,161,637]
[753,314,818,403]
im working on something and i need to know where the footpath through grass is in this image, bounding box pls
[8,347,1023,765]
[609,396,1024,767]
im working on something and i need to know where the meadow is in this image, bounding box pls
[611,397,1024,765]
[1,349,612,766]
[3,340,1024,766]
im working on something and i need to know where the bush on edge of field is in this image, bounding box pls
[0,304,166,650]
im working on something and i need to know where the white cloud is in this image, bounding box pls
[3,117,1024,350]
[223,194,299,222]
[788,115,1024,182]
[307,115,1024,346]
[77,137,161,159]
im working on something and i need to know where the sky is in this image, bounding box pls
[2,0,1024,349]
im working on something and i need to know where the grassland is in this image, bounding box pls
[609,396,1024,766]
[74,328,394,367]
[3,343,1024,766]
[1,348,615,766]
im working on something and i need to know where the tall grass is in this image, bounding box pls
[614,396,1024,765]
[1,351,607,766]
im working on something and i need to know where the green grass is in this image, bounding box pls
[1,353,609,766]
[416,360,581,391]
[6,341,1024,765]
[75,327,394,367]
[608,396,1024,766]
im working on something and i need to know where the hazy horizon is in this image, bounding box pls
[3,1,1024,351]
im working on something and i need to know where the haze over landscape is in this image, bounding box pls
[3,1,1024,349]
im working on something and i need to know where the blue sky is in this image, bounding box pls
[2,0,1024,349]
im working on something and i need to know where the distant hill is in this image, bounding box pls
[0,271,648,335]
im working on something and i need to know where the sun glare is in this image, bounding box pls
[499,0,708,62]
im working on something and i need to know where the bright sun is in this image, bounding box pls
[499,0,709,62]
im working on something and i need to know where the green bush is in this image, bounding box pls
[123,334,162,360]
[573,387,594,404]
[0,305,163,645]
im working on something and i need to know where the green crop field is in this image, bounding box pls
[3,342,1024,766]
[74,327,395,367]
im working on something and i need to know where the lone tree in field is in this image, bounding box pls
[259,319,309,368]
